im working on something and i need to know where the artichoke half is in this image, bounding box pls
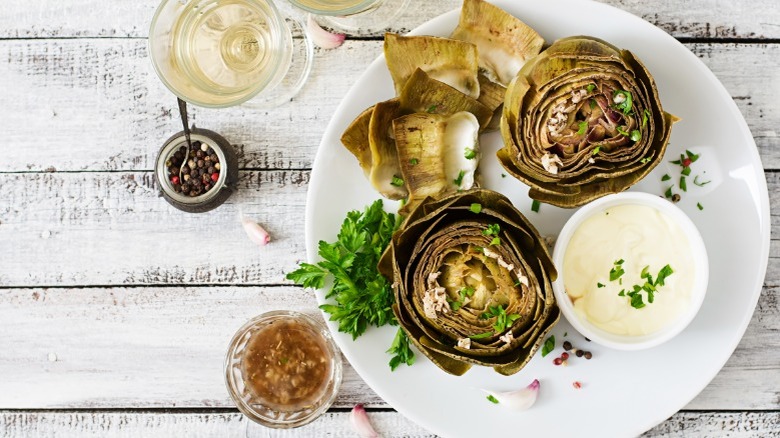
[378,189,559,376]
[499,36,677,208]
[341,68,490,201]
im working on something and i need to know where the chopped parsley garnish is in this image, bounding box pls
[427,104,437,113]
[501,173,507,178]
[531,200,541,213]
[390,175,404,187]
[680,175,687,192]
[609,259,625,281]
[286,200,411,370]
[410,158,419,165]
[577,121,588,135]
[661,174,671,182]
[694,175,711,186]
[464,147,477,160]
[597,282,605,288]
[616,125,629,136]
[642,109,650,128]
[470,331,493,340]
[490,237,501,246]
[487,395,499,404]
[592,145,601,156]
[449,286,475,312]
[640,157,651,164]
[682,166,691,176]
[453,170,466,187]
[590,99,597,109]
[697,202,704,210]
[617,264,674,309]
[686,149,700,162]
[470,203,482,214]
[586,84,596,93]
[541,335,555,357]
[664,186,674,199]
[630,129,642,142]
[482,305,520,333]
[613,90,633,114]
[483,224,500,237]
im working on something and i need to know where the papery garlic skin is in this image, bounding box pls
[350,404,380,438]
[483,379,540,411]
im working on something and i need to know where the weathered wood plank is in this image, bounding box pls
[0,285,775,410]
[0,40,777,172]
[0,171,309,286]
[1,0,778,40]
[0,410,777,437]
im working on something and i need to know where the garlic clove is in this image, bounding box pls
[241,216,270,246]
[482,379,540,411]
[307,15,346,49]
[350,404,380,438]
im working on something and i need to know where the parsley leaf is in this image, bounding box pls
[531,200,541,213]
[387,328,415,371]
[390,175,404,187]
[464,147,477,160]
[487,395,499,404]
[613,90,633,114]
[470,203,482,214]
[577,121,588,135]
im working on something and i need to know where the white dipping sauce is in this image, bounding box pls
[563,204,696,336]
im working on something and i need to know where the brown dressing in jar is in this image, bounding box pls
[241,318,332,412]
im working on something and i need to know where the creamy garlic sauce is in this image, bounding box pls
[563,204,696,336]
[429,70,480,99]
[443,111,480,190]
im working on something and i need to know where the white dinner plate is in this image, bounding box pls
[305,0,770,436]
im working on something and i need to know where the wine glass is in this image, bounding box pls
[287,0,410,34]
[149,0,313,108]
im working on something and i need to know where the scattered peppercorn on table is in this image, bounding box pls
[0,0,778,436]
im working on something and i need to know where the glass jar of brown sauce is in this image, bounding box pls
[225,311,342,429]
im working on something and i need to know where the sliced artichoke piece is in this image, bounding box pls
[393,111,480,213]
[450,0,545,86]
[368,99,407,199]
[400,68,493,130]
[384,33,480,99]
[499,36,677,207]
[477,73,507,131]
[378,189,559,376]
[340,105,374,177]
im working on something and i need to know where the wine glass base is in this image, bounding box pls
[313,0,411,35]
[248,17,314,108]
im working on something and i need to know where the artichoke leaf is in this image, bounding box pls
[450,0,545,86]
[368,99,407,200]
[400,68,493,130]
[393,112,480,214]
[384,33,480,99]
[339,105,374,177]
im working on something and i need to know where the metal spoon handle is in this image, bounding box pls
[177,98,193,181]
[177,97,193,150]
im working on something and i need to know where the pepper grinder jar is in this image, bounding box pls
[155,127,238,213]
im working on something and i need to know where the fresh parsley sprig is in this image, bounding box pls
[286,200,414,370]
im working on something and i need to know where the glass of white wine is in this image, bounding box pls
[150,0,313,108]
[288,0,410,34]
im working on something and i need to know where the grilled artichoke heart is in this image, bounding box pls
[378,189,559,376]
[499,36,677,208]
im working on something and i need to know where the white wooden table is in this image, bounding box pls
[1,0,778,436]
